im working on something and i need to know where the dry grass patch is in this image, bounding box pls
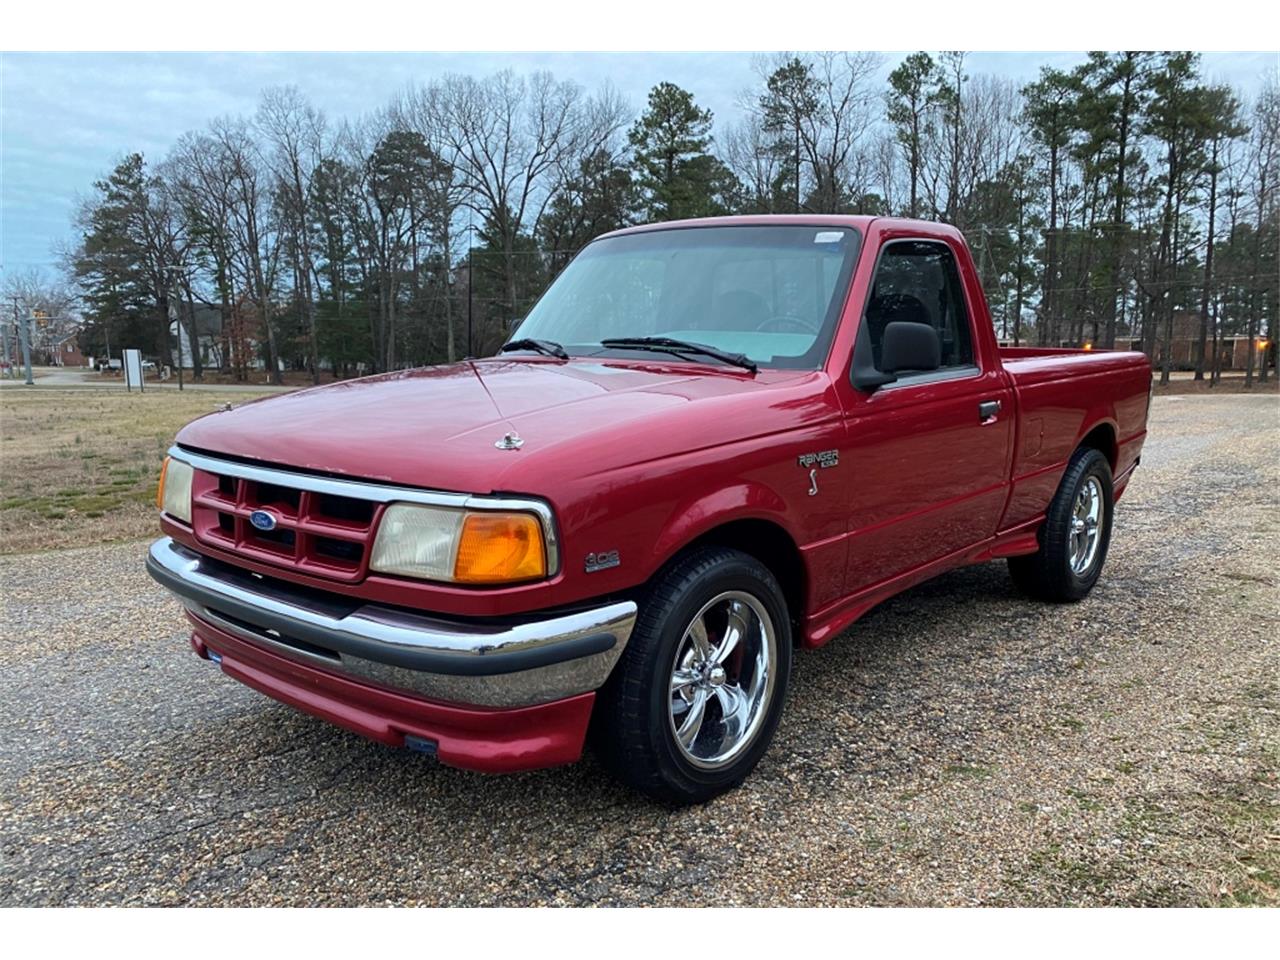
[0,387,280,554]
[1154,374,1280,396]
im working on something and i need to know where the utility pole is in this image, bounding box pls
[466,200,475,359]
[467,246,474,358]
[165,264,185,391]
[3,298,14,379]
[18,305,35,385]
[9,296,35,385]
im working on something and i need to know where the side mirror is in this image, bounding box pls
[880,322,941,374]
[851,312,896,391]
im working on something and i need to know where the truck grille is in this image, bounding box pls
[190,466,382,583]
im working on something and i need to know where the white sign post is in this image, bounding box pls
[123,349,144,393]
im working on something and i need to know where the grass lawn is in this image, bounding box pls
[0,387,281,554]
[1154,372,1280,395]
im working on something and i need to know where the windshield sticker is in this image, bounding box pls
[814,231,844,244]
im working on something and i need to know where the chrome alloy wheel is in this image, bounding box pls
[1069,476,1104,575]
[667,591,777,770]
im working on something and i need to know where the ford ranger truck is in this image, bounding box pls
[147,216,1151,804]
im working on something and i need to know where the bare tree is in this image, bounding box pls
[210,116,284,384]
[166,132,244,377]
[750,51,883,212]
[723,114,786,213]
[398,84,467,362]
[439,70,585,327]
[257,85,327,383]
[1,267,80,360]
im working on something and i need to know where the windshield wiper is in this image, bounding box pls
[599,336,758,373]
[499,338,569,360]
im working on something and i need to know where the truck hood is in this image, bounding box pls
[176,358,836,495]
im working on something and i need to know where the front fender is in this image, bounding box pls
[646,482,794,578]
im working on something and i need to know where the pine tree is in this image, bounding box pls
[72,153,181,365]
[1144,52,1209,383]
[629,83,737,222]
[1194,86,1248,379]
[886,52,943,219]
[760,57,819,213]
[1023,68,1079,345]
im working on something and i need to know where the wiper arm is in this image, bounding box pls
[599,336,758,373]
[499,338,569,360]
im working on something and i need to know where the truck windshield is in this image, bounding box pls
[513,225,862,370]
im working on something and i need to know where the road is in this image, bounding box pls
[1,394,1276,905]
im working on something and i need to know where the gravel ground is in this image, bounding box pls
[1,394,1276,906]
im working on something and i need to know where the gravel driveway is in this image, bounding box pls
[2,394,1276,906]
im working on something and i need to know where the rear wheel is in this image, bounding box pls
[1009,446,1114,602]
[596,546,792,804]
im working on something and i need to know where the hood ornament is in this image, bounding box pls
[495,431,524,451]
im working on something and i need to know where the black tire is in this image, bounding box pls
[595,546,792,805]
[1008,446,1114,602]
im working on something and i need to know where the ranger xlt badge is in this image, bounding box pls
[798,450,839,496]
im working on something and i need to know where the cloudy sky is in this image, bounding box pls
[2,50,1275,276]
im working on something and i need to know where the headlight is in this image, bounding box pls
[157,455,193,523]
[369,503,548,585]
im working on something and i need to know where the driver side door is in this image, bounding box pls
[840,236,1013,595]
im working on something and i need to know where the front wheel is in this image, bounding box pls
[1009,446,1114,602]
[596,546,792,804]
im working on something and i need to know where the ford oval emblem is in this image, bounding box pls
[249,509,278,532]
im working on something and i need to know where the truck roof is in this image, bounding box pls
[598,214,966,242]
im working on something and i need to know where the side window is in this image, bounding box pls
[865,241,975,373]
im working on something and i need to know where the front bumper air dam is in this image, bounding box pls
[146,537,638,772]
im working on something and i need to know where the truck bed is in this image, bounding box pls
[997,347,1152,532]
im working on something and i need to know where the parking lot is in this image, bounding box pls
[1,392,1276,906]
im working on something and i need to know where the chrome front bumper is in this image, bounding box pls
[146,537,637,708]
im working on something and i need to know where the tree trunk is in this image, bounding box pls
[794,122,802,213]
[1195,137,1220,381]
[157,295,174,369]
[1044,142,1060,346]
[443,225,456,363]
[909,111,920,218]
[252,257,281,385]
[1076,171,1102,345]
[1244,307,1257,388]
[1013,272,1024,347]
[504,224,518,344]
[1160,184,1183,387]
[216,263,234,379]
[1149,170,1175,361]
[1209,288,1221,386]
[302,263,319,384]
[384,260,397,371]
[1105,58,1136,350]
[260,299,280,384]
[288,161,321,386]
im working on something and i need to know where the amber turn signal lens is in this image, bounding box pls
[156,456,170,510]
[453,512,546,584]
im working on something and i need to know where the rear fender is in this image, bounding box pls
[1074,412,1119,469]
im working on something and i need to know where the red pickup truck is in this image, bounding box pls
[148,216,1151,803]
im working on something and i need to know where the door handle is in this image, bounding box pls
[978,399,1001,422]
